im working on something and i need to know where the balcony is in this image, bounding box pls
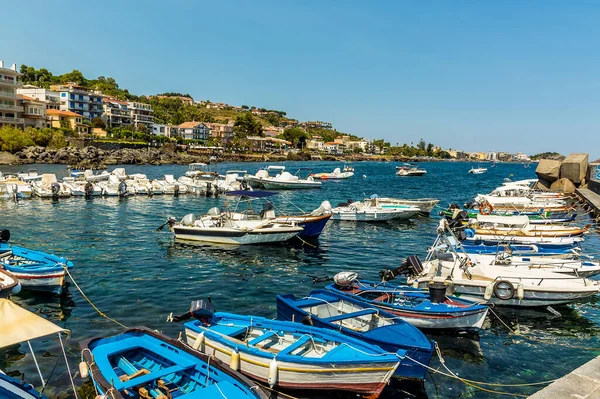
[0,103,21,112]
[0,77,20,87]
[0,90,16,99]
[0,116,25,124]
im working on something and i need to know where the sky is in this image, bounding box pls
[1,0,599,156]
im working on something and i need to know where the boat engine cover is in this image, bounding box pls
[333,271,359,287]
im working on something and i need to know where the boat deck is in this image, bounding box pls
[576,188,600,217]
[528,355,600,398]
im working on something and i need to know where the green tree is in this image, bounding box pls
[233,112,262,139]
[92,117,106,129]
[281,127,309,149]
[0,126,35,153]
[417,139,426,151]
[426,142,434,155]
[241,105,249,110]
[59,69,87,85]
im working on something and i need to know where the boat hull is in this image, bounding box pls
[172,226,301,245]
[0,372,46,399]
[6,271,65,294]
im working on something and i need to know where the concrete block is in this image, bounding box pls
[551,178,576,194]
[536,159,561,183]
[560,153,589,184]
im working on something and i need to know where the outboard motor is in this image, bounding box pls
[167,298,216,324]
[174,184,180,197]
[0,229,10,243]
[84,182,94,198]
[206,182,212,198]
[118,181,127,197]
[51,182,60,198]
[448,210,469,230]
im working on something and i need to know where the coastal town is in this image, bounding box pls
[0,60,536,163]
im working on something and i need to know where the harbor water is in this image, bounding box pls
[1,160,600,398]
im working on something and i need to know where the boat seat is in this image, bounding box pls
[182,381,245,399]
[211,324,249,338]
[322,308,378,323]
[279,335,311,355]
[247,331,277,346]
[119,364,193,390]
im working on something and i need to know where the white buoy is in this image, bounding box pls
[484,283,493,300]
[230,349,240,371]
[79,361,89,379]
[268,357,278,387]
[192,332,205,350]
[362,175,367,179]
[517,283,524,300]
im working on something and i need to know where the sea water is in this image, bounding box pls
[0,160,599,398]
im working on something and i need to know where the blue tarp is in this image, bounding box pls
[226,190,278,198]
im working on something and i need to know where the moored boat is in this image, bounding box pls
[80,327,269,399]
[183,311,401,398]
[331,198,420,222]
[260,168,322,190]
[276,289,434,380]
[396,166,427,176]
[311,167,354,180]
[469,166,487,174]
[376,197,440,215]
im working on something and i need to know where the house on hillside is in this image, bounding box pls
[178,121,210,141]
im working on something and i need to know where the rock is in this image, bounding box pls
[536,159,561,183]
[0,151,21,165]
[560,153,588,184]
[103,157,119,165]
[532,179,552,190]
[550,178,576,194]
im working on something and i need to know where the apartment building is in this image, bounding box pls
[128,101,154,132]
[205,122,234,144]
[51,83,103,120]
[0,61,24,128]
[20,96,46,129]
[102,98,132,129]
[152,123,178,137]
[17,85,60,109]
[306,135,324,150]
[178,121,210,141]
[46,109,90,134]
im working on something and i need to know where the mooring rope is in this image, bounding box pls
[62,264,128,329]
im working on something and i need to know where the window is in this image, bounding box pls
[62,93,66,97]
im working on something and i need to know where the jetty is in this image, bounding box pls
[528,356,600,398]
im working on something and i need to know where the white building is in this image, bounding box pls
[0,61,24,128]
[205,122,234,144]
[514,152,530,161]
[178,121,210,141]
[127,101,154,132]
[102,98,132,129]
[51,83,103,120]
[152,123,178,137]
[306,135,324,150]
[20,95,46,129]
[17,85,60,109]
[487,151,498,161]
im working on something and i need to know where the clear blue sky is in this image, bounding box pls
[1,0,599,157]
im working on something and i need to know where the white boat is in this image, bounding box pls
[184,163,218,179]
[130,175,153,195]
[2,178,33,199]
[111,167,128,181]
[62,178,102,197]
[84,169,111,182]
[331,198,420,222]
[166,191,304,244]
[245,165,286,188]
[475,194,566,208]
[469,166,487,174]
[396,166,427,176]
[149,179,164,195]
[156,175,188,195]
[32,174,71,198]
[406,221,600,307]
[311,167,354,180]
[375,197,440,214]
[99,175,130,197]
[343,164,354,172]
[178,176,219,196]
[17,169,42,183]
[260,168,322,190]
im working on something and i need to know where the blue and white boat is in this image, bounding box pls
[0,372,46,399]
[80,327,269,399]
[276,289,433,380]
[183,312,401,398]
[0,240,73,295]
[461,242,581,258]
[325,272,489,330]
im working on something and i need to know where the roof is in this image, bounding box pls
[0,299,68,348]
[179,121,205,128]
[47,109,82,118]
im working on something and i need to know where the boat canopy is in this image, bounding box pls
[476,214,529,227]
[0,299,68,348]
[266,165,285,171]
[226,190,278,198]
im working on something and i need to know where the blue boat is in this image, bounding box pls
[0,372,46,399]
[80,327,269,399]
[0,241,73,295]
[325,278,489,330]
[276,289,434,380]
[461,242,582,257]
[183,312,401,398]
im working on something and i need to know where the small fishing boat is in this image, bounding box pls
[331,198,420,222]
[0,372,47,399]
[276,289,433,380]
[32,174,71,198]
[80,327,269,399]
[469,166,487,174]
[99,175,130,197]
[343,164,354,172]
[311,167,354,180]
[325,272,488,330]
[62,178,102,197]
[183,311,401,398]
[156,174,188,195]
[396,166,427,176]
[375,197,440,215]
[460,242,582,258]
[84,169,111,182]
[244,165,286,188]
[165,191,304,244]
[443,206,576,224]
[0,235,73,294]
[0,269,20,298]
[2,177,33,199]
[260,168,322,190]
[17,169,42,183]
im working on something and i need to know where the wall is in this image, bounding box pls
[588,163,600,194]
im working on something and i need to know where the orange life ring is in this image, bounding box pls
[479,201,493,215]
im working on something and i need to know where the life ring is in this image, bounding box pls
[493,280,515,300]
[479,201,493,215]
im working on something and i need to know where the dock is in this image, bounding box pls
[576,188,600,217]
[528,356,600,398]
